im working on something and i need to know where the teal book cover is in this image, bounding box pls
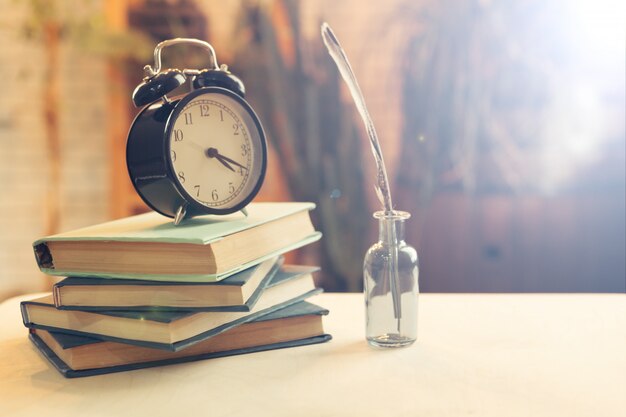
[33,202,321,282]
[53,257,290,312]
[21,266,322,352]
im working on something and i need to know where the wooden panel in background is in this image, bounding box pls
[418,192,625,293]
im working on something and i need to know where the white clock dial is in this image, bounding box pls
[168,91,263,209]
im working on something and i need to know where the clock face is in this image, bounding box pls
[168,89,265,211]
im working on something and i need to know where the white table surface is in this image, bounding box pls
[0,292,624,417]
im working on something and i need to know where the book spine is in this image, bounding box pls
[20,302,31,326]
[53,286,62,308]
[33,242,54,269]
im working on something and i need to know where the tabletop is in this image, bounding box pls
[0,292,624,417]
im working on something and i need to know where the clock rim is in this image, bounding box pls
[164,86,267,216]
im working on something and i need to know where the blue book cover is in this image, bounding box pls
[28,301,332,378]
[30,333,332,378]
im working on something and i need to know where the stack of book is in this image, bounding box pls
[21,202,331,378]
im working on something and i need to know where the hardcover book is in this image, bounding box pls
[22,266,321,351]
[33,202,321,281]
[52,257,284,311]
[29,301,331,378]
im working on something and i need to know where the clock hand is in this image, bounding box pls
[206,147,236,172]
[216,153,248,171]
[215,154,237,172]
[185,141,205,152]
[206,147,248,171]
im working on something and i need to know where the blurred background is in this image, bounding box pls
[0,0,623,300]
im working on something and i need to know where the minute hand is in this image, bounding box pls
[217,153,248,171]
[214,154,236,172]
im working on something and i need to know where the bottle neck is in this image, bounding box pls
[377,217,406,245]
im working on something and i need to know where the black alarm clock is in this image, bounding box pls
[127,38,267,225]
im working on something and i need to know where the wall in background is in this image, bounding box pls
[206,0,625,293]
[0,0,109,299]
[0,0,623,299]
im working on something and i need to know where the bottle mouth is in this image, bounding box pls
[373,210,411,220]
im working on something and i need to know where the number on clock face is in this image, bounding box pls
[169,93,256,208]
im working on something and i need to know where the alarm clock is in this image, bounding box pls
[126,38,267,225]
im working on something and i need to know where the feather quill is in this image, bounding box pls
[321,22,394,214]
[322,22,402,324]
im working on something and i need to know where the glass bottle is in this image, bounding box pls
[364,210,419,348]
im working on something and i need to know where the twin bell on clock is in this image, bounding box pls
[127,38,267,225]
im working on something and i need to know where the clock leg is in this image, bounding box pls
[240,208,249,217]
[174,205,187,226]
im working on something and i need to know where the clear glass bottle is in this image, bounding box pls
[364,210,419,348]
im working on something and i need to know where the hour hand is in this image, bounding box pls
[206,147,248,172]
[206,147,235,172]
